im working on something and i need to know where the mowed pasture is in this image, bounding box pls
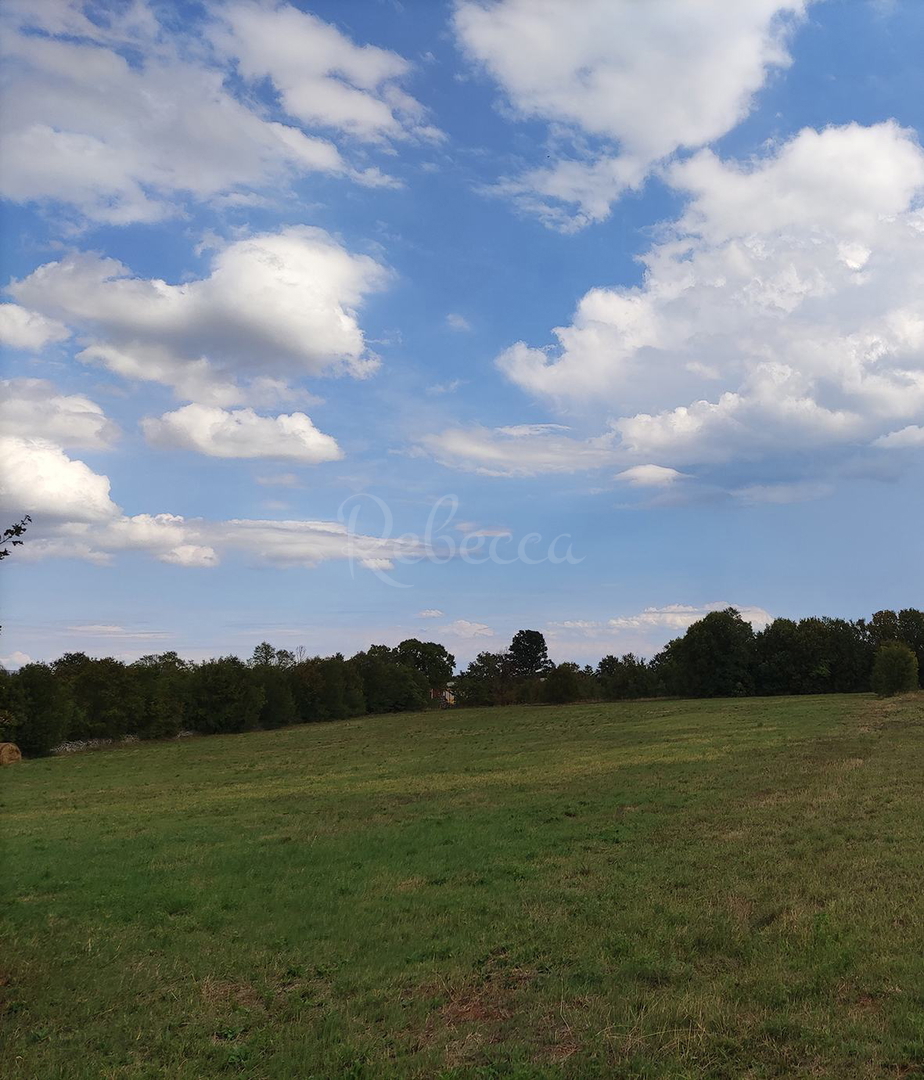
[2,694,924,1079]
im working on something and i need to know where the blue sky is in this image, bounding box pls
[1,0,922,669]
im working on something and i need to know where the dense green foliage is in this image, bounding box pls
[6,662,72,757]
[871,641,919,697]
[4,692,924,1078]
[394,639,456,689]
[0,514,30,561]
[508,629,552,678]
[3,609,922,755]
[455,608,924,708]
[0,640,454,756]
[657,609,756,697]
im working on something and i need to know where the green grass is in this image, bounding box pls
[3,693,924,1079]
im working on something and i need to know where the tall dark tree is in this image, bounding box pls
[819,618,874,693]
[794,618,837,694]
[247,642,297,726]
[255,667,298,729]
[186,657,264,734]
[543,662,582,704]
[871,642,919,697]
[294,654,365,721]
[508,630,551,679]
[867,610,901,647]
[867,609,924,689]
[351,647,429,713]
[897,609,924,687]
[54,655,140,740]
[395,639,455,689]
[251,641,278,667]
[754,618,805,695]
[661,608,755,698]
[0,667,24,744]
[597,653,653,700]
[10,663,73,755]
[454,651,517,706]
[289,657,325,722]
[131,652,189,739]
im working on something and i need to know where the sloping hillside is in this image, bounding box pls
[3,693,923,1078]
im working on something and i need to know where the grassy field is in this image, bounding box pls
[2,693,924,1079]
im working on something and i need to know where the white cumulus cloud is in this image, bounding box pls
[455,0,809,228]
[215,1,441,145]
[0,435,118,521]
[1,427,427,572]
[0,379,119,449]
[0,651,32,669]
[607,603,773,633]
[495,122,924,472]
[0,304,70,351]
[0,0,430,223]
[21,509,430,572]
[615,464,687,488]
[10,226,391,405]
[875,425,924,448]
[547,602,774,658]
[142,404,342,463]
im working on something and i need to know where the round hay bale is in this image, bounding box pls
[0,742,23,765]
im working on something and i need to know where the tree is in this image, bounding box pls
[351,647,429,713]
[819,618,874,694]
[897,609,924,688]
[543,662,582,704]
[649,640,681,696]
[251,641,278,667]
[661,608,755,698]
[14,662,74,755]
[508,630,551,679]
[868,610,901,649]
[289,656,325,722]
[0,667,24,745]
[0,516,30,561]
[255,666,298,729]
[753,617,860,696]
[395,639,455,689]
[186,657,265,734]
[247,643,298,726]
[754,618,805,695]
[871,642,919,697]
[454,651,516,706]
[598,653,652,699]
[53,655,140,740]
[867,609,924,689]
[0,515,32,632]
[131,652,190,739]
[290,654,365,721]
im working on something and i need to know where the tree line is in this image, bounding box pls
[452,612,922,705]
[1,609,920,758]
[0,639,454,757]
